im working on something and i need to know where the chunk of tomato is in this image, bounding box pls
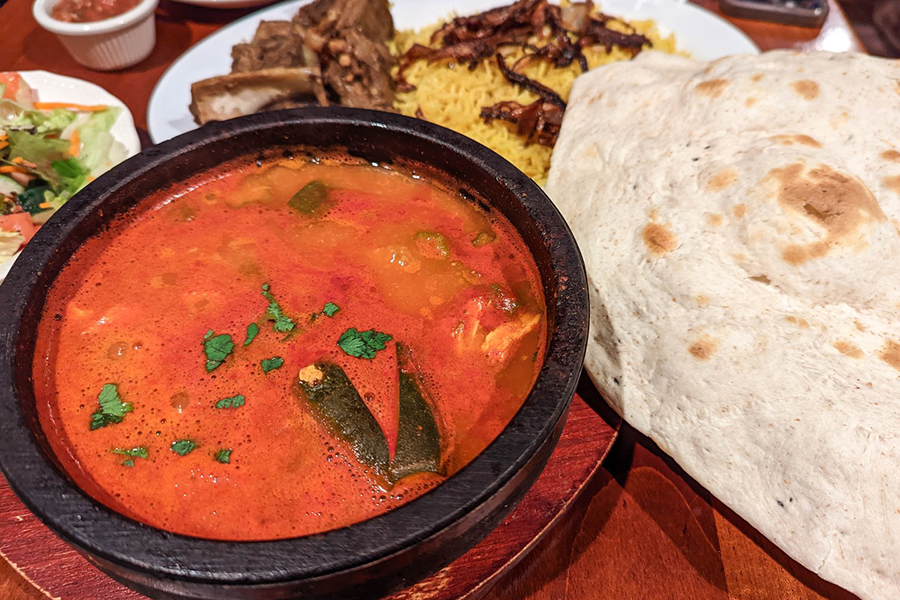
[0,73,21,100]
[0,213,36,244]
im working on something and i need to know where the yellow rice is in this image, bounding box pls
[392,16,677,184]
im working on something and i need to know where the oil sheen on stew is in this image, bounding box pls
[34,155,547,541]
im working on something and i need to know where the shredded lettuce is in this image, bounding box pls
[11,107,77,134]
[52,157,90,194]
[76,107,124,175]
[1,103,77,134]
[0,175,23,198]
[35,108,78,134]
[5,130,69,188]
[0,231,24,263]
[0,85,124,256]
[2,107,120,202]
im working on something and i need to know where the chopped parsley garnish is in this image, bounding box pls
[261,284,296,333]
[261,356,284,373]
[214,448,232,464]
[171,439,196,456]
[112,446,148,467]
[112,446,149,459]
[244,323,260,346]
[337,328,393,359]
[215,394,245,409]
[312,301,340,321]
[89,384,133,430]
[203,330,234,372]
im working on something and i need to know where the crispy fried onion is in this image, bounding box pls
[397,0,648,85]
[397,0,649,145]
[494,53,565,108]
[480,100,564,146]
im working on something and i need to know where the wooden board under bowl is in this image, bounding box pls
[0,387,618,600]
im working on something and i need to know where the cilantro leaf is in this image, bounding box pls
[203,331,234,372]
[337,328,393,359]
[215,394,245,409]
[261,284,296,333]
[214,448,232,464]
[337,329,367,357]
[112,446,149,459]
[112,446,147,467]
[89,384,133,430]
[244,323,259,346]
[261,356,284,373]
[311,301,340,322]
[171,439,196,456]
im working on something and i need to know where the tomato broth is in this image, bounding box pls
[33,155,546,541]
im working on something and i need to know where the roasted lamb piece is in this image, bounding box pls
[293,0,393,43]
[293,0,396,110]
[231,21,315,73]
[189,67,322,125]
[188,0,396,125]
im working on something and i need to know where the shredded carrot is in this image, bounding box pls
[13,157,36,168]
[0,166,26,174]
[39,202,54,209]
[69,129,80,158]
[0,142,7,151]
[33,102,107,112]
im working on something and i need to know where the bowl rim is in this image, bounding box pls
[0,107,589,586]
[32,0,159,36]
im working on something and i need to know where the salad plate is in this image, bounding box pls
[0,71,139,283]
[19,71,141,158]
[18,71,141,159]
[146,0,759,143]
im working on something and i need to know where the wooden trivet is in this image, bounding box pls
[0,393,618,600]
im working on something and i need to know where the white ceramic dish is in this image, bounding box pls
[169,0,277,9]
[32,0,159,71]
[0,71,141,283]
[146,0,760,143]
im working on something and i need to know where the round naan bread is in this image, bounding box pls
[546,50,900,600]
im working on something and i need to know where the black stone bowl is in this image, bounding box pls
[0,108,588,600]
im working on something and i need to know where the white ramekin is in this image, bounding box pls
[32,0,159,71]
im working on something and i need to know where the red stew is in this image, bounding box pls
[51,0,141,23]
[34,156,546,541]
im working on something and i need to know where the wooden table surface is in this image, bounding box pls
[0,1,865,599]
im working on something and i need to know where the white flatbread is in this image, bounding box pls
[546,50,900,600]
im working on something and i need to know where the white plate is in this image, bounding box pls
[0,71,141,283]
[169,0,279,9]
[146,0,759,143]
